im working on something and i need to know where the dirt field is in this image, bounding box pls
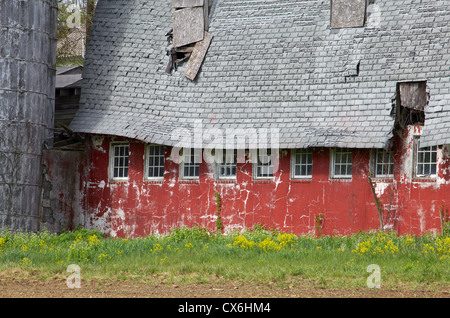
[0,277,448,298]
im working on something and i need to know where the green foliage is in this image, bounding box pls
[165,226,213,243]
[0,226,448,290]
[52,227,104,244]
[57,0,97,63]
[315,213,324,236]
[214,192,223,232]
[443,222,450,236]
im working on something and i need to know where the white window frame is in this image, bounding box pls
[216,149,237,180]
[144,144,165,181]
[414,137,437,178]
[180,148,201,180]
[253,149,274,180]
[373,149,394,178]
[109,142,130,181]
[330,148,352,179]
[291,149,313,179]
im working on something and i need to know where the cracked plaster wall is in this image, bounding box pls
[80,129,450,238]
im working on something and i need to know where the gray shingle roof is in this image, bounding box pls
[70,0,450,149]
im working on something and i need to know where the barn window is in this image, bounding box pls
[331,148,352,179]
[414,138,437,178]
[216,150,237,180]
[145,144,165,180]
[110,143,129,180]
[330,0,367,29]
[291,149,313,179]
[254,149,274,179]
[181,148,201,179]
[374,149,394,178]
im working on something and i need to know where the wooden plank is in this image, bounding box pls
[172,7,204,48]
[182,31,213,81]
[399,81,427,110]
[171,0,203,8]
[176,45,195,53]
[331,0,366,29]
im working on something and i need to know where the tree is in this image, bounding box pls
[57,0,97,65]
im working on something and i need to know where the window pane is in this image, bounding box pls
[416,141,437,176]
[292,149,312,178]
[194,166,199,177]
[333,149,352,178]
[255,149,273,178]
[111,145,130,179]
[301,165,306,175]
[417,164,423,175]
[375,149,393,177]
[431,164,436,175]
[147,145,165,178]
[418,151,424,163]
[217,150,236,178]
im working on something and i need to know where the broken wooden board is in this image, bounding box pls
[183,31,213,81]
[331,0,366,29]
[172,6,205,48]
[171,0,204,8]
[399,81,428,110]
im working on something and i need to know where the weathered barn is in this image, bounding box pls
[64,0,450,238]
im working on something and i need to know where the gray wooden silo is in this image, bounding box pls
[0,0,57,231]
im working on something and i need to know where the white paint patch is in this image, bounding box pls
[91,207,112,234]
[91,136,106,153]
[374,182,390,197]
[98,180,106,189]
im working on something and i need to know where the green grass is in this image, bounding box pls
[0,225,448,291]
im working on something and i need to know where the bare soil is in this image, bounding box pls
[0,276,448,298]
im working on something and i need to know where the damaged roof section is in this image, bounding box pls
[167,0,213,80]
[70,0,450,149]
[172,1,205,47]
[395,81,428,129]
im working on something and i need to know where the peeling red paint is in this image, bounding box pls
[56,125,444,238]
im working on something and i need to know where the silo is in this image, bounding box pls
[0,0,57,231]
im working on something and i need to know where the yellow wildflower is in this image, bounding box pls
[151,243,163,253]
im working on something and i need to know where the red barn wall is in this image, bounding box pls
[80,125,450,238]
